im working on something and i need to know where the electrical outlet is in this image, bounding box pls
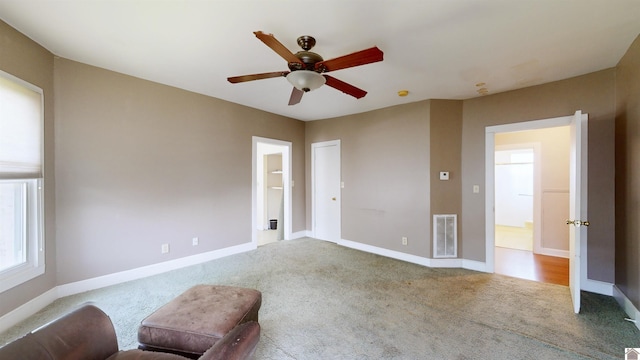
[161,244,169,254]
[192,237,199,246]
[402,237,408,245]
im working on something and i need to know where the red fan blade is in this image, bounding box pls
[288,87,304,105]
[254,31,304,65]
[227,71,289,84]
[315,47,383,73]
[323,75,367,99]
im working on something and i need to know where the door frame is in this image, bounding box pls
[484,114,588,290]
[252,136,292,245]
[311,139,341,242]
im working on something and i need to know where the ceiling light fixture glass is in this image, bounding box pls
[286,70,326,92]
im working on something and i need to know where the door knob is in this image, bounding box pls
[566,219,590,227]
[332,197,336,201]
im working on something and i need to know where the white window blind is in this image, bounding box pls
[0,71,44,293]
[0,72,43,179]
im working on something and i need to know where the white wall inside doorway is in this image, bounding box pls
[495,147,535,228]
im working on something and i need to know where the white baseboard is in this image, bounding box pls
[462,259,487,272]
[290,230,311,239]
[338,239,431,266]
[0,287,58,334]
[0,242,256,333]
[338,238,494,273]
[338,238,495,273]
[613,285,640,331]
[58,242,255,297]
[430,258,463,268]
[582,278,613,296]
[538,247,569,259]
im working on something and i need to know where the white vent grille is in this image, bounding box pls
[433,214,457,258]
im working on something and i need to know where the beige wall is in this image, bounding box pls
[615,35,640,309]
[495,127,570,252]
[0,21,57,317]
[305,102,431,256]
[462,69,616,282]
[53,58,306,284]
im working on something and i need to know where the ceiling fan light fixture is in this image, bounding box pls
[286,70,325,92]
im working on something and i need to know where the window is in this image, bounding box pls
[0,70,44,293]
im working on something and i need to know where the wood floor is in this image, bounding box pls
[494,225,569,286]
[495,246,569,286]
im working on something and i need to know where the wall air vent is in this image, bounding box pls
[433,214,457,258]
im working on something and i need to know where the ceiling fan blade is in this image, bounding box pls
[227,71,289,83]
[323,75,367,99]
[288,87,304,105]
[254,31,304,65]
[315,46,383,72]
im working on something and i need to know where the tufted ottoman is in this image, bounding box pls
[137,285,262,358]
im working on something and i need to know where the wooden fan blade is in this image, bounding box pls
[254,31,304,65]
[323,75,367,99]
[227,71,289,83]
[288,87,304,105]
[315,46,383,72]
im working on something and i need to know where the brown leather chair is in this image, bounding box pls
[0,304,260,360]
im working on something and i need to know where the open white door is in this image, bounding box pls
[568,110,588,314]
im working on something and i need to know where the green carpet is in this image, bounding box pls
[1,238,638,359]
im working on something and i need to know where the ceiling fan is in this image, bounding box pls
[227,31,384,105]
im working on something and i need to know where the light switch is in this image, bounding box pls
[473,185,480,193]
[439,171,450,180]
[341,181,345,188]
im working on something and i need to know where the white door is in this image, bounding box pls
[568,110,588,314]
[312,140,341,242]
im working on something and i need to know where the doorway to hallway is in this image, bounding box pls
[486,111,588,313]
[252,137,292,247]
[491,126,571,286]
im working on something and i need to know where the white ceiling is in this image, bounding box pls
[1,0,639,121]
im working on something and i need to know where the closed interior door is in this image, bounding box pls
[312,140,341,242]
